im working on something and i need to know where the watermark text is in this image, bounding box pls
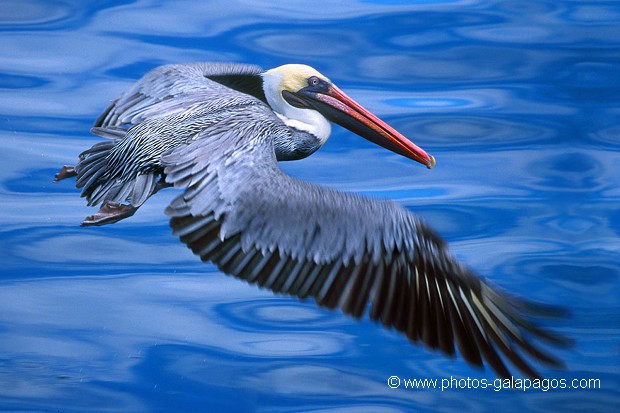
[387,375,601,392]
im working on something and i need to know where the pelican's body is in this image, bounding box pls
[56,62,568,379]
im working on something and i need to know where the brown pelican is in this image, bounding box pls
[55,62,569,378]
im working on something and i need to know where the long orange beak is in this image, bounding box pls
[283,79,435,169]
[315,84,435,169]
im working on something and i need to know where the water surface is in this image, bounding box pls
[0,1,618,412]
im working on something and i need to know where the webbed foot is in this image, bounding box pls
[81,201,137,226]
[54,165,77,182]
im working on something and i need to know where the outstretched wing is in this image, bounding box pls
[161,104,568,379]
[95,62,265,128]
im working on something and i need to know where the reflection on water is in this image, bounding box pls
[0,0,618,412]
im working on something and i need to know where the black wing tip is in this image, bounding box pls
[509,295,572,319]
[503,297,574,349]
[426,261,573,379]
[491,298,573,376]
[532,327,574,349]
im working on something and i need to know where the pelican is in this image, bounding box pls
[55,62,569,378]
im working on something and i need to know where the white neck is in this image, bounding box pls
[262,69,332,145]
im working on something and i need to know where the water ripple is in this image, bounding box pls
[1,0,619,412]
[0,0,73,28]
[590,123,620,147]
[216,299,341,331]
[527,151,609,192]
[393,115,559,148]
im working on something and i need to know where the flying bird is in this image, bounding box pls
[55,62,569,379]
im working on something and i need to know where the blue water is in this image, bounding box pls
[1,1,618,412]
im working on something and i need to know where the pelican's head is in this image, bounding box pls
[262,64,435,169]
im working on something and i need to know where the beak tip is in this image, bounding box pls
[426,155,436,170]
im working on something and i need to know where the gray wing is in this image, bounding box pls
[161,105,568,379]
[95,62,265,128]
[75,63,266,208]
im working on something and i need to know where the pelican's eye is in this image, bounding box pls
[308,76,321,87]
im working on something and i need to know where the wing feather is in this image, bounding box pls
[154,103,569,379]
[95,62,264,128]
